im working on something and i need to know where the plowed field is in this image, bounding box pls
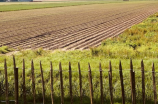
[0,2,158,50]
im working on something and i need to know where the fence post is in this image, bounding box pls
[59,62,64,104]
[69,62,73,104]
[22,59,27,104]
[50,62,54,104]
[132,71,136,104]
[109,61,113,104]
[40,61,45,104]
[78,62,82,104]
[31,60,36,104]
[141,60,145,104]
[130,59,134,104]
[99,63,103,104]
[13,56,18,104]
[4,59,9,104]
[152,62,157,104]
[88,63,93,104]
[0,67,0,101]
[119,61,125,104]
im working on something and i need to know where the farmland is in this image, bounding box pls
[0,1,158,50]
[1,1,158,104]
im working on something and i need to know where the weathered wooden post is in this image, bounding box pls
[78,62,82,104]
[59,62,64,104]
[4,59,9,104]
[50,62,54,104]
[99,63,103,104]
[109,61,113,104]
[130,59,134,104]
[40,61,45,104]
[31,60,36,104]
[141,60,145,104]
[119,61,125,104]
[88,63,93,104]
[13,56,18,104]
[152,62,157,104]
[23,59,27,104]
[69,62,73,104]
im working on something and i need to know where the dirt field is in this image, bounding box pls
[0,2,158,50]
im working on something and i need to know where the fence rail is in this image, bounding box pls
[0,56,157,104]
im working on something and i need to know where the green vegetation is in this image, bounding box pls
[0,11,158,104]
[0,1,120,12]
[0,48,157,104]
[0,46,13,54]
[91,13,158,59]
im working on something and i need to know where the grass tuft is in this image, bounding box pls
[0,46,13,54]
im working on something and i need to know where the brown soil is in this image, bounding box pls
[0,2,158,50]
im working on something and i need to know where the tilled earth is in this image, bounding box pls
[0,2,158,50]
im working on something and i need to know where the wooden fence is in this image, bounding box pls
[0,56,157,104]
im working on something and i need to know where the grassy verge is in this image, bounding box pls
[0,48,157,104]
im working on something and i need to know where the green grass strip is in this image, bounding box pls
[0,1,116,12]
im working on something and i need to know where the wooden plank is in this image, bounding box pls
[50,61,54,104]
[99,63,103,104]
[31,60,36,104]
[13,56,18,104]
[4,59,9,104]
[141,60,145,104]
[40,61,45,104]
[119,61,125,104]
[22,59,27,104]
[59,62,64,104]
[152,62,157,104]
[130,59,134,104]
[78,62,82,104]
[88,63,93,104]
[69,62,73,104]
[109,61,113,104]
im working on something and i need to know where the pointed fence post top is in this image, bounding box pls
[141,60,144,66]
[40,61,42,68]
[4,58,6,62]
[13,55,16,68]
[78,62,80,69]
[130,59,133,71]
[4,58,7,66]
[99,63,102,71]
[109,61,112,72]
[69,62,71,70]
[50,61,53,69]
[152,62,155,71]
[119,60,122,71]
[88,63,91,71]
[31,59,34,64]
